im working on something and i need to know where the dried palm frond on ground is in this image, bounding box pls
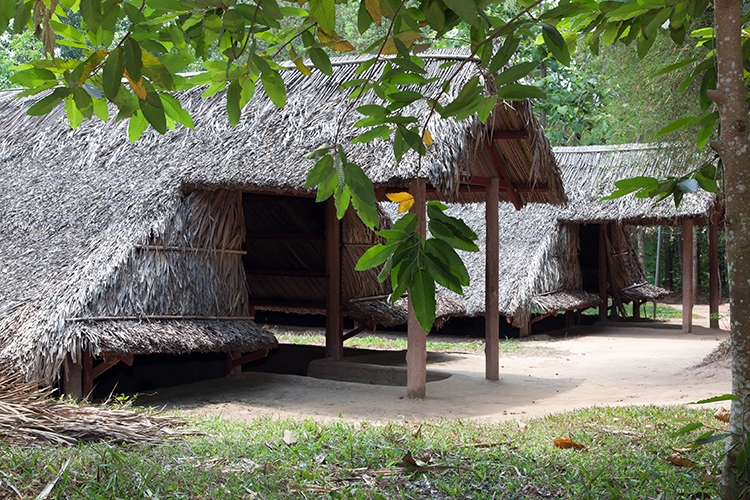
[695,338,731,368]
[0,370,188,446]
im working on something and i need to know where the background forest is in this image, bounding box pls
[0,0,724,302]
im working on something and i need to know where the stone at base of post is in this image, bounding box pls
[63,351,83,400]
[520,321,530,337]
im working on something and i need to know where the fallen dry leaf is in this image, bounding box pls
[282,430,297,445]
[714,407,730,423]
[553,438,586,450]
[667,454,698,467]
[289,485,332,493]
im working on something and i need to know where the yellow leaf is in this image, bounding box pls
[365,0,381,25]
[317,29,355,53]
[422,128,433,146]
[386,192,415,213]
[380,31,422,55]
[290,47,311,76]
[124,69,148,100]
[77,50,108,88]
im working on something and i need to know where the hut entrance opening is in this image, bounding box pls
[242,194,327,313]
[578,224,601,294]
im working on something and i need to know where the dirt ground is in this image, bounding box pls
[137,303,732,423]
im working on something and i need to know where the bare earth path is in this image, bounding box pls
[138,304,732,423]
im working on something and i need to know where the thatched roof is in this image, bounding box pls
[179,50,565,205]
[554,143,718,224]
[0,50,566,381]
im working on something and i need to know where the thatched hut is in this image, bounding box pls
[440,143,720,335]
[0,50,564,396]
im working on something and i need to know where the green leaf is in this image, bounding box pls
[27,91,65,116]
[442,0,478,27]
[128,111,148,142]
[352,125,391,144]
[316,172,337,202]
[489,35,520,73]
[305,154,334,188]
[426,238,470,286]
[655,116,700,137]
[355,244,393,270]
[613,176,659,189]
[309,0,335,35]
[650,57,699,78]
[64,95,84,129]
[357,104,388,117]
[493,61,538,87]
[495,84,546,100]
[541,23,570,66]
[690,394,739,404]
[139,92,166,134]
[9,68,56,88]
[142,51,175,90]
[261,70,286,108]
[676,178,699,193]
[161,94,194,129]
[309,48,332,76]
[429,218,479,252]
[92,97,109,122]
[334,185,351,219]
[226,79,241,126]
[410,269,437,333]
[694,432,731,445]
[423,247,463,294]
[671,422,703,437]
[345,161,376,205]
[387,90,423,103]
[441,76,481,118]
[123,39,143,83]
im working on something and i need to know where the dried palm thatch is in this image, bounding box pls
[555,143,717,224]
[0,370,187,446]
[0,50,562,383]
[438,203,600,327]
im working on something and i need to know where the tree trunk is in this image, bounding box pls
[713,0,750,497]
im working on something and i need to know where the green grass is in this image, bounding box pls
[581,302,687,319]
[273,329,524,354]
[0,406,725,499]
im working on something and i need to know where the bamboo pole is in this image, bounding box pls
[325,198,343,361]
[485,178,499,381]
[407,179,427,399]
[682,219,694,334]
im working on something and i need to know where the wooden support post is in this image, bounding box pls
[682,219,694,334]
[407,179,427,399]
[565,310,575,327]
[598,223,609,322]
[63,351,83,400]
[83,349,94,399]
[520,321,530,337]
[633,300,641,319]
[227,351,243,377]
[485,177,500,381]
[325,199,343,360]
[709,210,720,329]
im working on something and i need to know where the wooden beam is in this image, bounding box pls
[709,209,720,329]
[246,269,326,278]
[599,223,609,322]
[485,178,500,381]
[63,351,83,400]
[491,130,528,140]
[682,219,694,334]
[250,299,327,310]
[325,199,343,361]
[342,320,376,342]
[482,134,523,210]
[226,349,269,375]
[246,232,325,240]
[407,179,428,399]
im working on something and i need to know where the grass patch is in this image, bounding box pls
[0,405,724,499]
[273,330,524,354]
[581,302,686,319]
